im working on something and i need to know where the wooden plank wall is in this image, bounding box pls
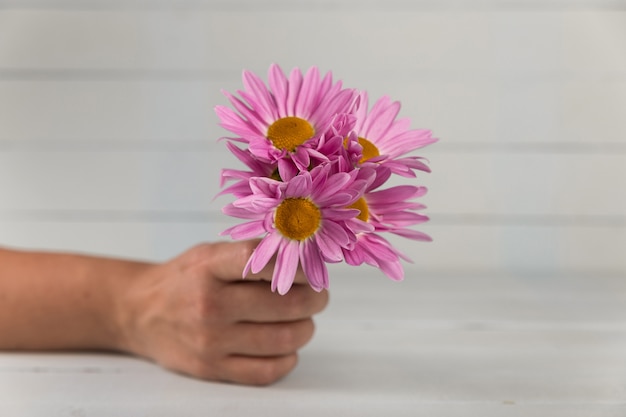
[0,0,624,275]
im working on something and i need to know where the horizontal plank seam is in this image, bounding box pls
[1,69,626,82]
[0,141,625,154]
[0,0,625,12]
[0,210,624,226]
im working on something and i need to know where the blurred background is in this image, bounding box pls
[0,0,624,277]
[1,1,626,411]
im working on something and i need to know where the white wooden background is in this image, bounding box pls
[0,1,625,416]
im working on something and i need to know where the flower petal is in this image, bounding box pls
[300,239,328,291]
[272,239,300,295]
[222,220,266,240]
[268,63,288,117]
[286,67,303,116]
[248,231,283,274]
[391,229,433,241]
[367,185,423,204]
[285,171,312,197]
[296,66,320,118]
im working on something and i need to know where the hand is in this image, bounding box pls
[115,240,329,385]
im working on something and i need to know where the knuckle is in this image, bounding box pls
[192,293,222,322]
[192,291,223,322]
[250,358,295,386]
[298,319,316,346]
[183,242,215,265]
[192,330,220,354]
[314,289,330,312]
[282,288,309,315]
[273,325,298,351]
[272,319,314,352]
[281,286,329,317]
[233,240,258,269]
[191,358,221,382]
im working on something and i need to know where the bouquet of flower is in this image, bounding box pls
[216,64,437,294]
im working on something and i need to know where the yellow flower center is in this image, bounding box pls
[267,117,315,152]
[347,197,369,222]
[275,198,321,241]
[357,137,380,163]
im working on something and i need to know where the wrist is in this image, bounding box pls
[86,255,155,353]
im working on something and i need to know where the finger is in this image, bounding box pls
[218,353,299,386]
[220,281,329,322]
[192,240,259,281]
[203,240,309,286]
[221,319,315,357]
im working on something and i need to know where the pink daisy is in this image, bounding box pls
[221,162,374,294]
[215,64,358,171]
[218,141,279,199]
[342,167,431,280]
[219,120,356,199]
[351,91,437,177]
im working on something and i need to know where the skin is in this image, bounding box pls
[0,240,329,385]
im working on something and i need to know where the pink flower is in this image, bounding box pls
[342,167,431,280]
[221,162,374,294]
[218,142,278,198]
[215,64,358,171]
[215,65,438,293]
[351,91,437,177]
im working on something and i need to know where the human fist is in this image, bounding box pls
[116,240,329,385]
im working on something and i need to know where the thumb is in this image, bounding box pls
[187,240,308,286]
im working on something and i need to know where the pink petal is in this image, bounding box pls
[343,245,367,266]
[286,67,303,116]
[310,164,329,190]
[318,192,358,207]
[312,172,351,200]
[353,91,369,133]
[371,201,428,212]
[222,205,263,219]
[223,220,267,240]
[362,234,399,262]
[215,106,259,139]
[278,158,298,182]
[345,218,375,234]
[382,212,429,224]
[285,172,312,197]
[323,219,351,246]
[222,90,269,134]
[385,117,412,138]
[296,66,320,118]
[242,70,278,121]
[391,229,433,241]
[248,232,283,274]
[216,181,252,199]
[315,227,344,262]
[377,258,405,281]
[225,142,273,174]
[268,64,288,117]
[363,96,401,141]
[323,207,360,221]
[317,71,333,103]
[300,239,328,291]
[272,239,300,295]
[220,168,252,184]
[367,185,423,204]
[249,177,282,198]
[291,146,311,171]
[395,157,432,173]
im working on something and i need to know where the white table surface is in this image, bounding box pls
[1,269,625,417]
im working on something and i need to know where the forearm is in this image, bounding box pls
[0,247,153,351]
